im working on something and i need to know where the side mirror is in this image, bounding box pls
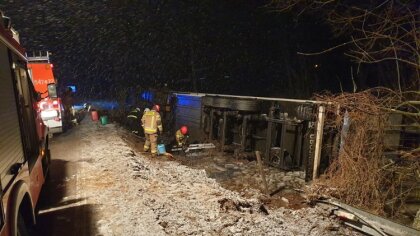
[2,16,11,29]
[47,83,58,98]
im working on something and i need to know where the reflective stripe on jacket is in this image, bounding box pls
[127,108,141,119]
[175,129,186,146]
[141,110,162,134]
[175,129,184,141]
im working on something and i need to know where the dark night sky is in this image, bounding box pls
[1,0,358,99]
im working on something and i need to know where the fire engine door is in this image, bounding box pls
[14,65,39,170]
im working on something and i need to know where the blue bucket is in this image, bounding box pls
[157,144,166,155]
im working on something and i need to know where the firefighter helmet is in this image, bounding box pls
[180,126,188,135]
[153,104,160,112]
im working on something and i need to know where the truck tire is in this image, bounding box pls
[212,97,232,109]
[202,97,214,106]
[230,99,260,112]
[17,212,30,236]
[203,96,260,112]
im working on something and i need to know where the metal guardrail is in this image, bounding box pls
[321,199,419,236]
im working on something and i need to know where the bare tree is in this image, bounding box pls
[270,0,420,91]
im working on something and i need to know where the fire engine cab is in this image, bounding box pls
[0,11,50,235]
[27,51,63,135]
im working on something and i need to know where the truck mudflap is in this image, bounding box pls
[319,199,419,236]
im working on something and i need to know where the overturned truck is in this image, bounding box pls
[172,93,329,181]
[134,88,419,234]
[163,92,419,235]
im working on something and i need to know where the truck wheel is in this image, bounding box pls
[17,212,30,236]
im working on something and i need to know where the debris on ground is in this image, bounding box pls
[62,119,359,235]
[414,209,420,230]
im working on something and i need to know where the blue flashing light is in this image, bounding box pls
[140,91,154,102]
[68,85,77,92]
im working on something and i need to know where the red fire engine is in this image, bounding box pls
[0,11,50,235]
[27,51,63,135]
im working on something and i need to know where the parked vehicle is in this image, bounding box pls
[0,11,50,235]
[27,51,64,135]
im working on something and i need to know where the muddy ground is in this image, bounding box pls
[122,132,309,211]
[35,118,359,235]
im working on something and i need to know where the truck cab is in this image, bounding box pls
[27,51,63,135]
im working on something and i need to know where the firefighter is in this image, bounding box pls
[141,105,163,157]
[175,125,189,148]
[126,107,142,135]
[62,87,74,127]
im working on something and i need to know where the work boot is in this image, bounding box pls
[151,153,157,158]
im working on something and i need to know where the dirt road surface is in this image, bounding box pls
[34,118,359,236]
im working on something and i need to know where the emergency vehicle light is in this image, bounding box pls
[67,85,76,92]
[38,101,48,110]
[140,91,154,102]
[41,110,58,119]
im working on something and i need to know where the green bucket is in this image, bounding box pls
[100,115,108,125]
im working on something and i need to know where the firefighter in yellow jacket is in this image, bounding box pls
[175,126,189,147]
[141,105,163,157]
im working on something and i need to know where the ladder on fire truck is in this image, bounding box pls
[26,51,51,63]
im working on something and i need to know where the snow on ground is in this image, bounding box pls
[68,119,358,235]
